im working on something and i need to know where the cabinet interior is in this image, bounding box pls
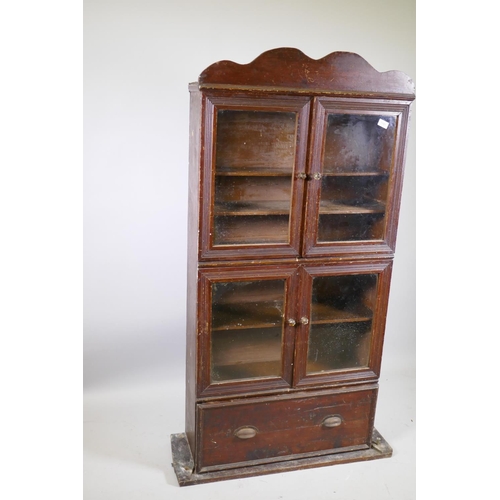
[317,113,396,243]
[210,279,286,382]
[307,274,377,374]
[213,109,297,246]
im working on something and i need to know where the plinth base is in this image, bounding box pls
[170,428,392,486]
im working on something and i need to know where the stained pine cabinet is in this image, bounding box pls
[171,49,415,486]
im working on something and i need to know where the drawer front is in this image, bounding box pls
[197,386,377,472]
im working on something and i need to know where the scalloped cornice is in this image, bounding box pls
[199,48,415,99]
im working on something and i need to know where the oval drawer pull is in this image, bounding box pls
[234,426,258,439]
[322,415,343,428]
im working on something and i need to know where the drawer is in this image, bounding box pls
[196,385,377,472]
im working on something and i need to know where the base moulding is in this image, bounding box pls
[170,428,392,486]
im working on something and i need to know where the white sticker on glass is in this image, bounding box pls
[377,118,389,129]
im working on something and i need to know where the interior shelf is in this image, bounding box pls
[311,303,373,324]
[321,169,389,177]
[214,200,291,216]
[216,166,293,177]
[215,201,386,218]
[319,199,386,215]
[213,303,372,330]
[212,303,284,331]
[217,166,387,178]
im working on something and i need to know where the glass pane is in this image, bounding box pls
[213,110,297,246]
[306,274,377,374]
[318,113,396,242]
[211,279,286,382]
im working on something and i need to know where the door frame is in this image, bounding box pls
[293,259,394,388]
[197,264,300,398]
[199,91,311,261]
[302,97,412,258]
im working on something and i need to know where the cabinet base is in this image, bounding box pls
[170,428,392,486]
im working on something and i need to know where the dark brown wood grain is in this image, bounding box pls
[171,428,392,486]
[184,87,203,454]
[199,48,415,99]
[196,385,377,472]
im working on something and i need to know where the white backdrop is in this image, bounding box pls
[83,1,415,498]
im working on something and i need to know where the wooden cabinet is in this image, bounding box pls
[171,48,415,486]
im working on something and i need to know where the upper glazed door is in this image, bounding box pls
[303,97,412,257]
[200,94,311,261]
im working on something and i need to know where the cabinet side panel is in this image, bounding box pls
[185,88,203,453]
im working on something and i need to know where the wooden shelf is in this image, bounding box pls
[214,200,290,216]
[319,199,385,215]
[213,302,373,330]
[311,303,373,325]
[217,166,388,178]
[212,304,283,331]
[322,169,389,177]
[216,166,293,177]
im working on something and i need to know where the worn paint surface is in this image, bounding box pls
[171,429,392,487]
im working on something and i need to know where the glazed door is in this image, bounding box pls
[198,265,300,397]
[293,260,393,387]
[303,97,412,257]
[200,94,311,260]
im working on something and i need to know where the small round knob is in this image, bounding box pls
[312,172,322,180]
[287,318,296,327]
[300,317,309,325]
[296,172,307,180]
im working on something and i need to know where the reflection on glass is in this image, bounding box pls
[213,110,297,246]
[211,279,286,382]
[306,274,377,374]
[318,114,396,242]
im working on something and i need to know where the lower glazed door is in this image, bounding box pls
[197,265,300,398]
[293,259,393,387]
